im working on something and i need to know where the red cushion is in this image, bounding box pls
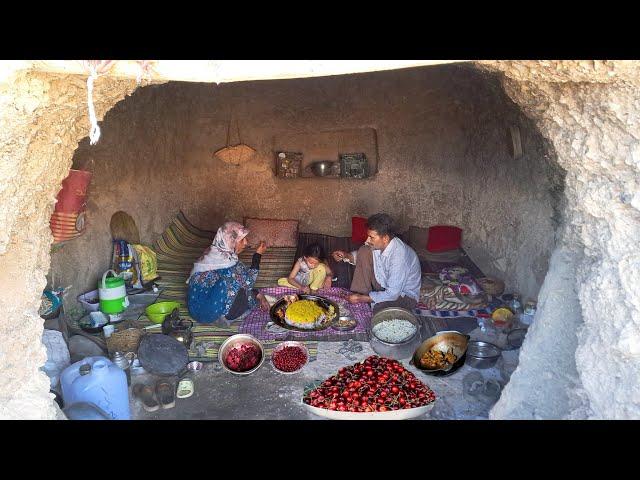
[351,216,368,244]
[426,225,462,252]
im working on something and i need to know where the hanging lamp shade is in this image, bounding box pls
[214,144,256,165]
[214,114,256,165]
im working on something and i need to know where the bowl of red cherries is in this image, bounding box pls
[271,341,309,374]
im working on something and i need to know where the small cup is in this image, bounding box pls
[103,324,115,338]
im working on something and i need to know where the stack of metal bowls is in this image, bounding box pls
[218,334,265,375]
[368,307,422,360]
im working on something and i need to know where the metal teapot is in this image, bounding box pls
[161,309,194,348]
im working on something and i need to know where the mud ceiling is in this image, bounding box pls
[1,60,639,419]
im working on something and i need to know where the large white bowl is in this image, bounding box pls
[302,401,434,420]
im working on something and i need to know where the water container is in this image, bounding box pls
[60,356,131,420]
[63,402,111,420]
[99,270,129,314]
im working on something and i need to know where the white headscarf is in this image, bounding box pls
[189,222,250,278]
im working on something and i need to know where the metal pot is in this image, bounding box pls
[369,307,422,360]
[310,161,335,177]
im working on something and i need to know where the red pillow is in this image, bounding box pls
[426,225,462,252]
[351,217,368,244]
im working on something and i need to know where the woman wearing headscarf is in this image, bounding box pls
[187,221,269,323]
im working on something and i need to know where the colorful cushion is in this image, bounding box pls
[426,225,463,253]
[351,216,368,244]
[243,218,299,248]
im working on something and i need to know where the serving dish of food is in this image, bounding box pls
[411,331,470,377]
[302,355,436,420]
[269,294,339,332]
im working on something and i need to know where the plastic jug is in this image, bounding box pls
[60,356,131,420]
[99,270,129,314]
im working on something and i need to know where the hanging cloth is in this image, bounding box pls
[213,113,256,165]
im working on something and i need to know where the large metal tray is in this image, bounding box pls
[269,294,340,332]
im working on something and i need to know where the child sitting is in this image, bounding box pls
[278,243,333,293]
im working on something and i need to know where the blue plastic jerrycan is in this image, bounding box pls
[60,356,131,420]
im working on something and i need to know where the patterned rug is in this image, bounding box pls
[139,212,319,362]
[240,286,373,342]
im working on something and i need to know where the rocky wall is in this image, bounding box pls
[483,61,640,419]
[0,71,137,419]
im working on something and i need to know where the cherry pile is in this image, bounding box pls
[225,343,262,372]
[303,355,436,412]
[272,345,307,372]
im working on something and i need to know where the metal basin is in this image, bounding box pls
[369,307,422,360]
[219,334,265,375]
[465,340,501,369]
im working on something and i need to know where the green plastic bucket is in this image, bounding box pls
[98,270,128,314]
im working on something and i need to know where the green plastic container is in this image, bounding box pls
[145,301,181,324]
[98,270,128,314]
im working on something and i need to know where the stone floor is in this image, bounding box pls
[129,323,524,420]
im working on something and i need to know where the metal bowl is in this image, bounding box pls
[332,315,357,332]
[271,341,309,374]
[369,307,422,360]
[466,340,502,369]
[310,160,335,177]
[412,330,470,374]
[219,334,265,375]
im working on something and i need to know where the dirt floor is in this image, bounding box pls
[129,327,523,420]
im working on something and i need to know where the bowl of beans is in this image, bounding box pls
[369,307,422,360]
[271,341,309,374]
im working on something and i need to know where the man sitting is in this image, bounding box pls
[331,213,422,314]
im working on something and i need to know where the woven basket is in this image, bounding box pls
[477,277,505,296]
[106,328,145,355]
[214,144,256,165]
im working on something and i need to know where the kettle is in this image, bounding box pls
[161,309,193,348]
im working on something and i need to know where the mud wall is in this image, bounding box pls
[51,65,557,314]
